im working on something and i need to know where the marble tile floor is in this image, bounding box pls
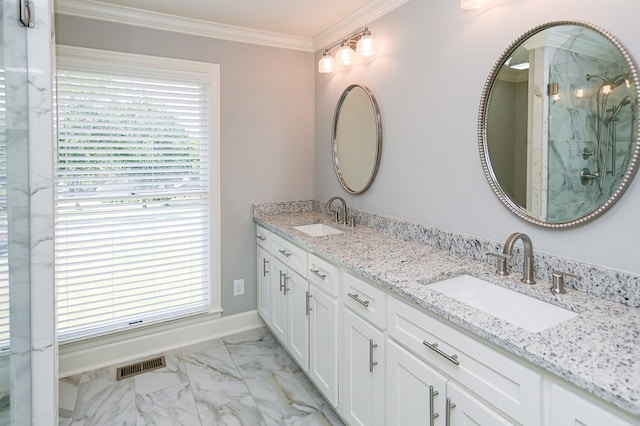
[59,327,344,426]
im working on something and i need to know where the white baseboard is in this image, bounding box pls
[59,310,264,378]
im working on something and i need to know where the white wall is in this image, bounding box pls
[315,0,640,276]
[55,15,316,316]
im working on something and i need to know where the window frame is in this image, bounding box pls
[54,45,222,342]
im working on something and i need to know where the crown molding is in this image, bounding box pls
[55,0,411,54]
[54,0,315,52]
[311,0,412,51]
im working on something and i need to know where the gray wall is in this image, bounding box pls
[315,0,640,276]
[55,15,315,316]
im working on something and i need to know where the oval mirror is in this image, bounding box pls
[479,21,640,228]
[332,84,382,194]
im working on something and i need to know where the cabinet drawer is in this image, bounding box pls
[255,224,271,249]
[549,383,636,426]
[387,296,541,425]
[308,254,339,297]
[343,272,386,330]
[272,233,307,276]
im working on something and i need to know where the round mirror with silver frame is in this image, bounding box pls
[332,84,382,194]
[479,21,640,228]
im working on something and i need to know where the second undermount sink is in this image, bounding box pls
[293,223,344,237]
[428,274,578,333]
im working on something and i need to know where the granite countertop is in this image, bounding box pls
[254,210,640,418]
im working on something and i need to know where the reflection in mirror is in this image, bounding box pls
[480,21,640,227]
[332,84,382,194]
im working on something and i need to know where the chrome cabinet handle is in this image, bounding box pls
[347,292,370,307]
[279,271,285,292]
[257,234,266,241]
[369,338,378,372]
[445,397,456,426]
[310,268,327,280]
[283,275,289,295]
[306,291,312,316]
[278,249,292,257]
[262,258,269,276]
[422,341,460,366]
[429,386,439,426]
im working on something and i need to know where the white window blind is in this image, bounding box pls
[55,63,212,342]
[0,68,8,349]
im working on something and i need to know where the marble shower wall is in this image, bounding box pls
[547,46,635,222]
[27,0,57,424]
[2,0,32,424]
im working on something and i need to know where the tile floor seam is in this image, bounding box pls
[221,339,270,425]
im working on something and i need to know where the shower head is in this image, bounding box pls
[609,74,628,89]
[585,73,628,89]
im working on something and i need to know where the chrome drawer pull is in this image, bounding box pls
[262,258,269,276]
[422,341,460,366]
[347,292,370,307]
[369,338,378,372]
[306,291,312,316]
[429,386,439,426]
[445,397,456,426]
[278,249,292,257]
[310,268,327,280]
[257,234,266,241]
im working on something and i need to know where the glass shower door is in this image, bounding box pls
[0,0,32,424]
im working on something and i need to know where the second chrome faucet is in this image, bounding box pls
[327,196,348,225]
[502,232,536,284]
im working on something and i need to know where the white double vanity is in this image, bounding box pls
[254,204,639,426]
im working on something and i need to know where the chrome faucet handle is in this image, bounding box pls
[551,270,581,294]
[487,253,509,275]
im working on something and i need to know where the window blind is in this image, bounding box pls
[55,68,211,342]
[0,68,9,349]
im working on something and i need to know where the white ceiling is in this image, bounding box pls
[55,0,410,51]
[89,0,372,38]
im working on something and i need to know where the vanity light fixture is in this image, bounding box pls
[460,0,493,9]
[318,27,377,74]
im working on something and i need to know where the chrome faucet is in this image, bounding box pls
[502,232,536,284]
[327,196,348,225]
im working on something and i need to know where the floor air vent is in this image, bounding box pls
[116,355,166,380]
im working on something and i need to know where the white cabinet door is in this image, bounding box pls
[308,284,339,407]
[342,308,385,426]
[386,340,448,426]
[549,383,636,426]
[447,381,515,425]
[287,268,309,371]
[257,245,271,324]
[270,257,288,344]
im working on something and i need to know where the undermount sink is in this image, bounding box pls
[428,274,578,333]
[293,223,344,237]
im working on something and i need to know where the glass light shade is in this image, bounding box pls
[318,52,336,74]
[356,34,377,58]
[460,0,491,9]
[336,45,357,67]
